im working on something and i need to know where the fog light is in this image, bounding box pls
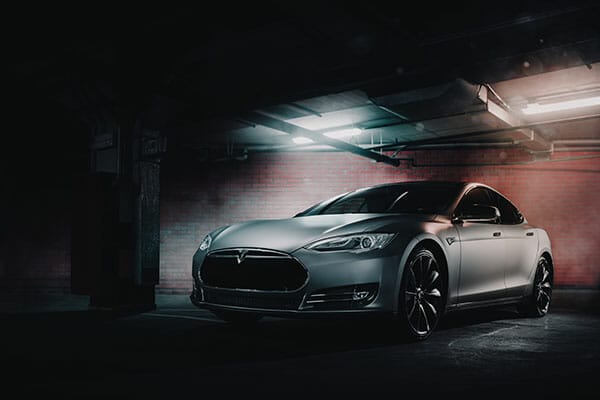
[352,290,370,300]
[303,283,379,310]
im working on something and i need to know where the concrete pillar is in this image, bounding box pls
[72,114,164,312]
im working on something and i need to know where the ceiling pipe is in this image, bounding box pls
[246,141,516,153]
[553,140,600,145]
[390,141,516,149]
[245,140,600,154]
[400,154,600,168]
[554,147,600,152]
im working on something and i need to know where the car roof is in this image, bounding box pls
[358,181,469,191]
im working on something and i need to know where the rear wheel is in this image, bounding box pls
[518,256,552,317]
[212,310,263,325]
[398,247,446,341]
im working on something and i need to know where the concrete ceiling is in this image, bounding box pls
[185,63,600,156]
[5,1,600,165]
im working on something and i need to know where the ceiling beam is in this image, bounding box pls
[373,113,600,150]
[242,111,400,167]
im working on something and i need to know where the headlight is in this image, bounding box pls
[199,234,212,251]
[305,233,395,253]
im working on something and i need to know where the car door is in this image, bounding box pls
[454,187,507,304]
[491,191,538,298]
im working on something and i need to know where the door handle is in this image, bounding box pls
[526,232,534,236]
[493,232,501,237]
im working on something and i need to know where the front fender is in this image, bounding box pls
[391,228,459,313]
[530,228,553,286]
[535,229,552,260]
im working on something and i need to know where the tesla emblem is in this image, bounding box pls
[236,250,248,264]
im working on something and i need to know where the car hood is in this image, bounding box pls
[210,213,434,253]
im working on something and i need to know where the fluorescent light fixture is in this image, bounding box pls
[323,128,362,139]
[288,111,358,131]
[522,96,600,115]
[292,136,314,145]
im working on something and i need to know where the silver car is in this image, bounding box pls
[191,181,553,340]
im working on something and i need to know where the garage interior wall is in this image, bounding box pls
[159,148,600,293]
[1,148,599,293]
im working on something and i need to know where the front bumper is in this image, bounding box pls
[191,247,403,316]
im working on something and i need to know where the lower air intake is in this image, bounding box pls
[203,287,303,310]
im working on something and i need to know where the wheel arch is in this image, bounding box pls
[529,228,553,286]
[393,234,450,313]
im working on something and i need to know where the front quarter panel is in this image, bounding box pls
[536,228,552,257]
[389,221,460,313]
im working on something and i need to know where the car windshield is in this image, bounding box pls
[314,184,460,215]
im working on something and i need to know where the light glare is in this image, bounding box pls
[522,96,600,115]
[292,136,314,144]
[323,128,362,139]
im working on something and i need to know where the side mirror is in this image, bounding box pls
[453,205,500,224]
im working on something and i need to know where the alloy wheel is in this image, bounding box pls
[404,251,443,337]
[534,257,552,315]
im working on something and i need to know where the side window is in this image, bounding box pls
[494,194,523,225]
[455,187,494,216]
[322,197,366,214]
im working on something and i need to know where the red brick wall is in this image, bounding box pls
[3,148,598,293]
[159,148,600,292]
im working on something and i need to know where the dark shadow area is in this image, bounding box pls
[3,291,599,397]
[439,306,521,329]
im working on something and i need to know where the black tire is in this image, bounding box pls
[212,310,263,326]
[397,247,446,341]
[518,256,552,317]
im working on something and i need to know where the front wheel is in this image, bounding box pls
[397,247,446,341]
[518,256,552,317]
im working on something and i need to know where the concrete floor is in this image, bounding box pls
[2,290,599,398]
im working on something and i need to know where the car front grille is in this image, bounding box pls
[202,287,303,310]
[199,249,308,292]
